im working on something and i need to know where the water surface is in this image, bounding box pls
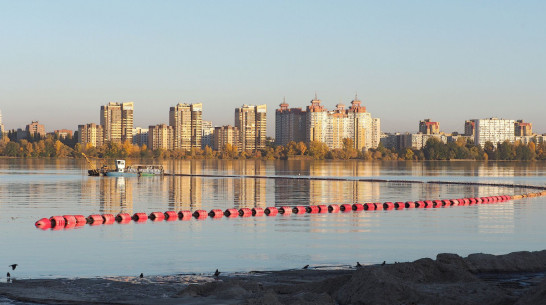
[0,159,545,279]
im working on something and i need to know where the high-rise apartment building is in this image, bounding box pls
[346,97,372,151]
[235,104,267,151]
[201,121,214,149]
[148,124,174,150]
[474,118,515,147]
[328,103,349,149]
[78,123,104,147]
[169,103,202,150]
[306,96,328,144]
[371,118,381,148]
[280,95,380,150]
[275,100,306,146]
[100,102,134,143]
[0,110,4,140]
[132,127,149,147]
[515,120,532,136]
[419,119,440,135]
[213,125,239,151]
[26,121,46,138]
[464,120,476,137]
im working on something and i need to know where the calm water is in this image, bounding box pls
[1,159,545,279]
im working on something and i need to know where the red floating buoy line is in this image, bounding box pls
[34,190,546,231]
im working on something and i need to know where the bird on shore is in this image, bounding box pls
[356,262,362,268]
[9,264,17,270]
[302,265,309,269]
[6,272,10,278]
[381,261,386,266]
[139,273,143,278]
[214,269,220,277]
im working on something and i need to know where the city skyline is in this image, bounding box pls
[1,97,544,138]
[1,1,544,135]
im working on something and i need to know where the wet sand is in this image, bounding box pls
[1,250,546,305]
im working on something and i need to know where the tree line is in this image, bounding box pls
[1,134,545,161]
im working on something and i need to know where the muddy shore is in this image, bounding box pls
[1,250,546,305]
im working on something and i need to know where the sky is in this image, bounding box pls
[0,0,544,136]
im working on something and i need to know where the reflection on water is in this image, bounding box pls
[0,159,545,278]
[5,159,541,214]
[73,161,523,211]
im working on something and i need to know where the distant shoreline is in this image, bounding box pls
[1,156,546,162]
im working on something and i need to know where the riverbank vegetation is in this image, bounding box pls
[0,135,544,161]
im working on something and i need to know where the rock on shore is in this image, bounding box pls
[1,250,545,305]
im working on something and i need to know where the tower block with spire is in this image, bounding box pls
[275,93,380,150]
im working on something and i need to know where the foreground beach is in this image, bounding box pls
[1,250,546,305]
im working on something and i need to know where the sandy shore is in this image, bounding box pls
[1,250,546,305]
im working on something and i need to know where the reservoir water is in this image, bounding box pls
[0,159,545,279]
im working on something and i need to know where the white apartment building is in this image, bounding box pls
[474,118,515,147]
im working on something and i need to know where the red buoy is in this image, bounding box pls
[415,201,425,208]
[74,215,87,224]
[340,204,352,212]
[208,209,224,219]
[239,208,253,217]
[306,205,320,213]
[178,210,192,220]
[49,216,66,228]
[223,208,238,217]
[35,218,51,229]
[252,207,265,217]
[405,201,415,208]
[149,212,165,221]
[279,206,292,215]
[363,203,375,211]
[102,214,116,224]
[116,213,132,224]
[164,211,178,221]
[383,202,394,210]
[193,210,208,219]
[469,198,476,205]
[132,213,148,222]
[317,205,328,213]
[292,206,306,214]
[328,204,340,213]
[425,200,433,208]
[433,200,442,207]
[87,214,103,225]
[264,207,278,216]
[442,200,451,206]
[352,203,364,211]
[374,203,384,210]
[63,215,77,225]
[394,202,405,209]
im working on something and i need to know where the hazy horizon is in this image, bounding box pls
[1,1,544,136]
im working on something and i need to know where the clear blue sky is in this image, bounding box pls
[1,0,544,136]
